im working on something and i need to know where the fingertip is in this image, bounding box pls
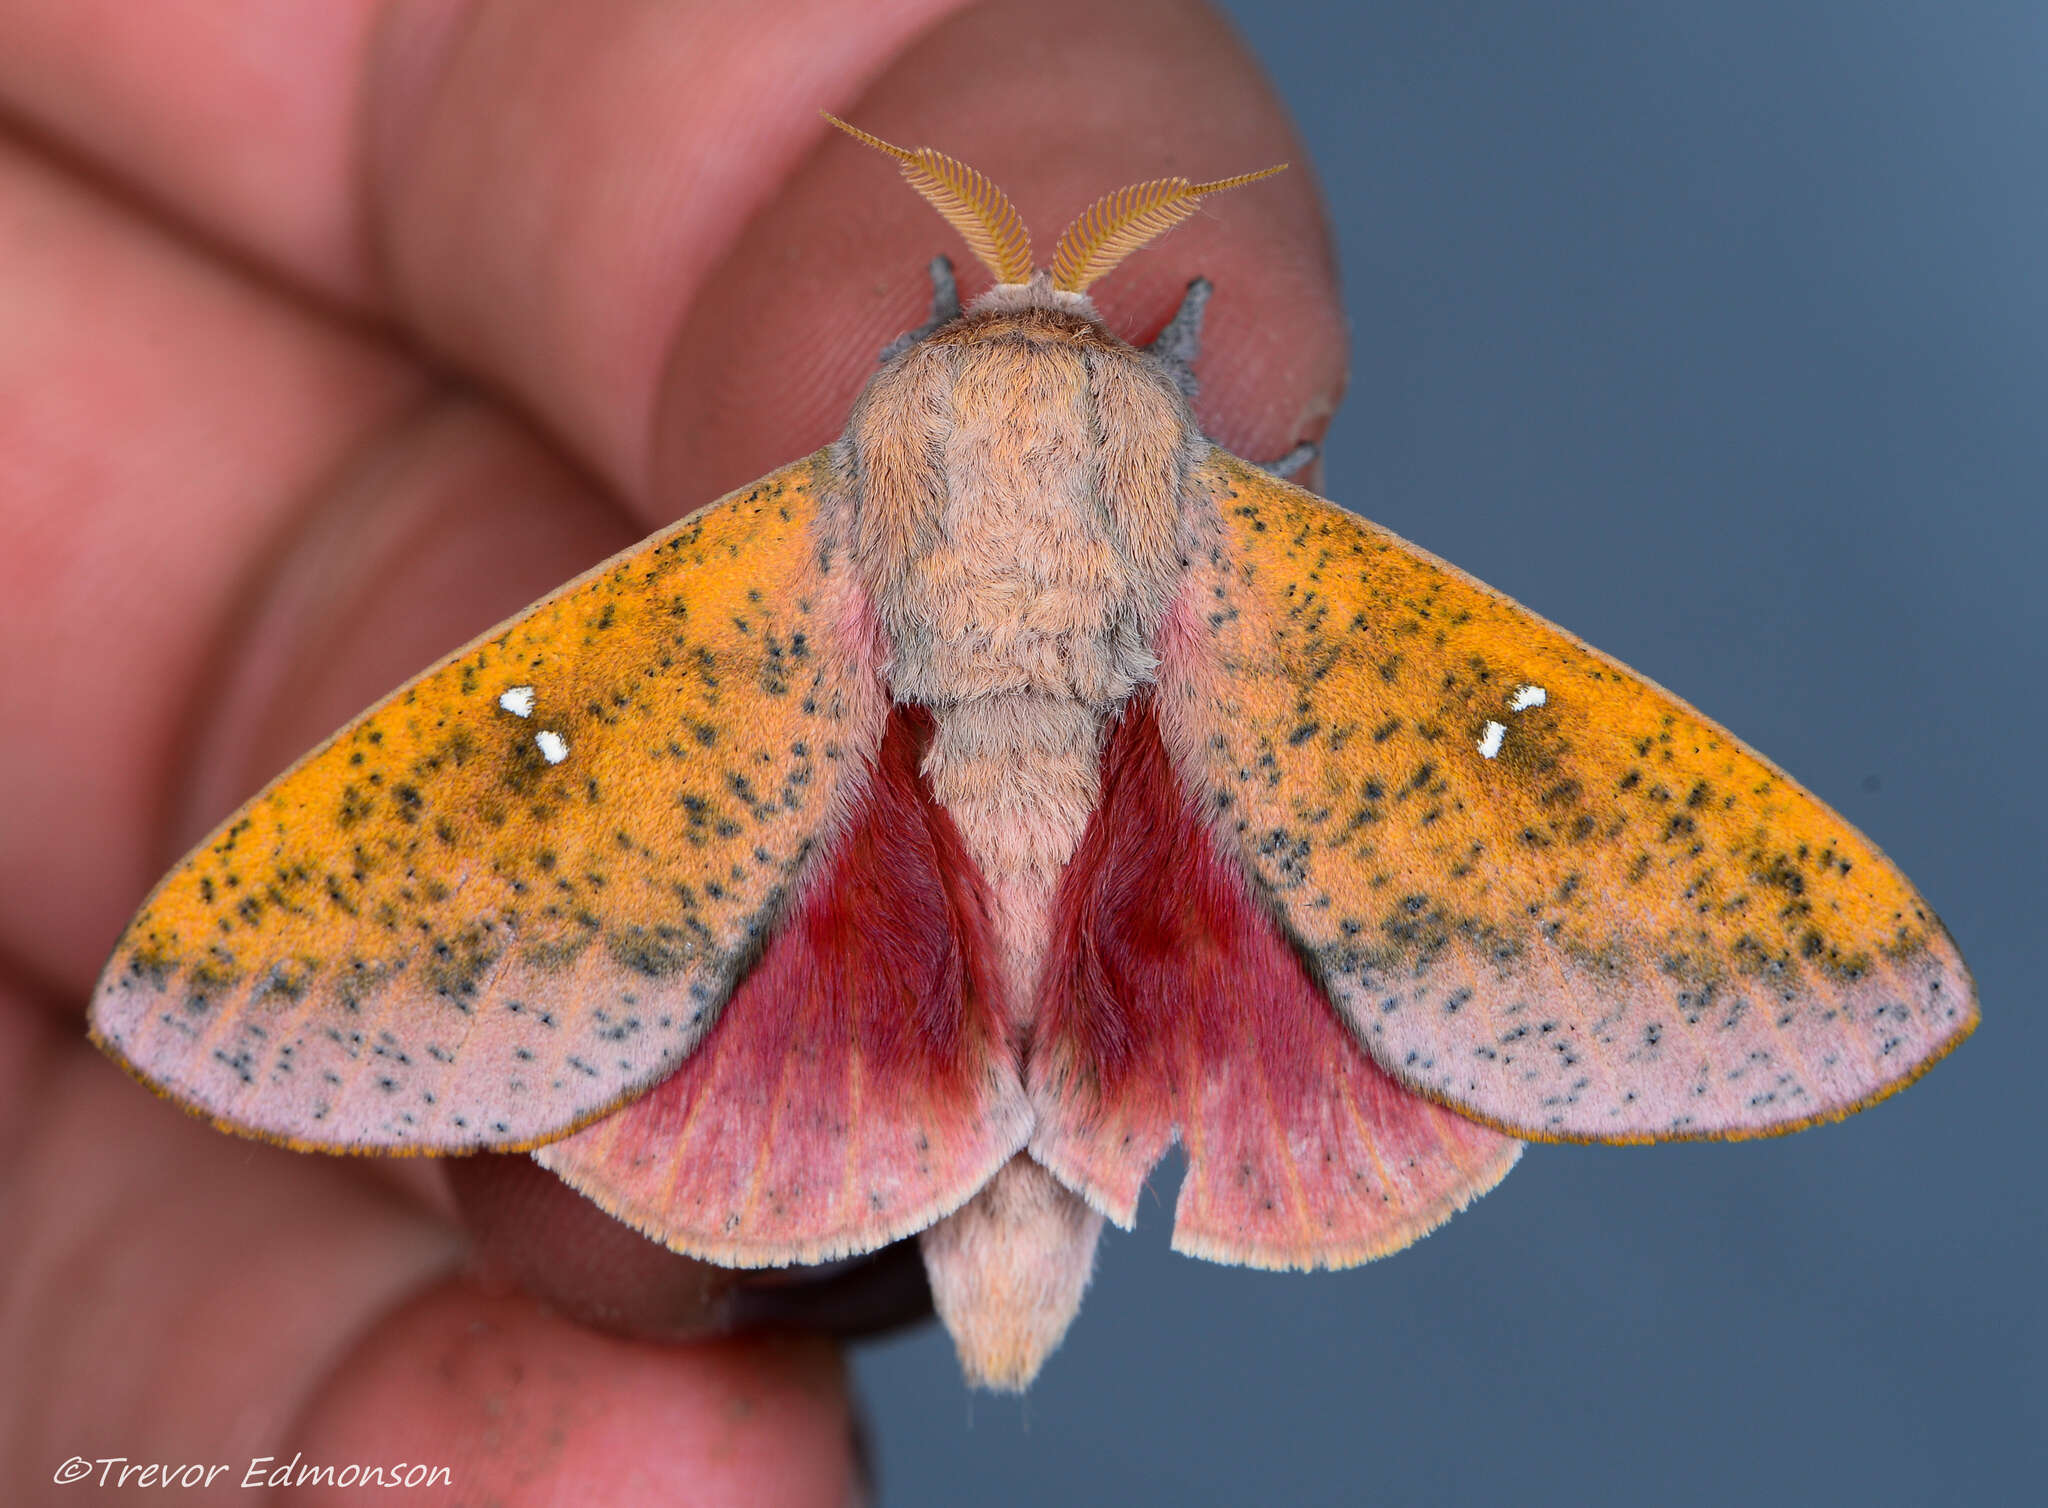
[293,1280,859,1507]
[449,1153,936,1343]
[651,0,1345,507]
[448,1153,746,1339]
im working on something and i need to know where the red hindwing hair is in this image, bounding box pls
[1030,700,1520,1267]
[539,706,1028,1264]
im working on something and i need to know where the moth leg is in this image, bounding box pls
[886,265,1302,473]
[1145,275,1211,403]
[878,255,961,362]
[1255,441,1318,478]
[1149,276,1318,477]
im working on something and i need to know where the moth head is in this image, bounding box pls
[822,113,1285,297]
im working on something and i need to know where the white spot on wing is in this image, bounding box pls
[499,685,536,718]
[535,729,569,764]
[1477,721,1507,760]
[1509,684,1547,711]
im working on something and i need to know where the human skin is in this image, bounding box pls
[0,0,1343,1500]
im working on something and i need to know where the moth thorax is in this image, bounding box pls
[845,316,1197,711]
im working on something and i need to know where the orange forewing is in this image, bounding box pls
[1158,452,1976,1142]
[90,454,887,1154]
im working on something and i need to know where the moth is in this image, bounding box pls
[90,117,1978,1390]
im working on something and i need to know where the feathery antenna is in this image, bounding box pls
[1049,166,1287,294]
[823,114,1035,286]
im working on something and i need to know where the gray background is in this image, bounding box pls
[852,3,2045,1503]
